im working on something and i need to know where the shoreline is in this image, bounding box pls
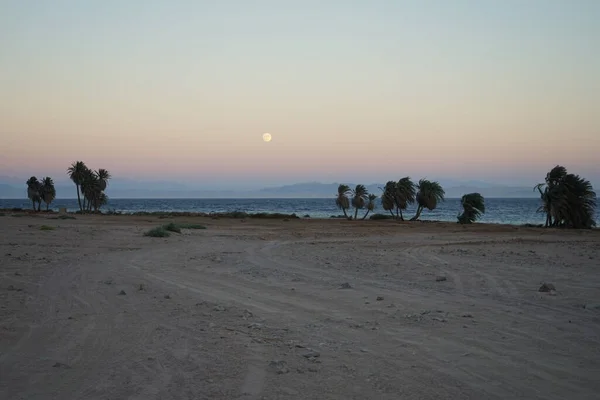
[4,207,599,231]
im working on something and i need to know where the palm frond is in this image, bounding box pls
[416,179,445,211]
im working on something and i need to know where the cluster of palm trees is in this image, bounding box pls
[535,165,596,229]
[336,178,447,221]
[67,161,111,212]
[25,177,56,211]
[382,178,446,221]
[335,184,378,220]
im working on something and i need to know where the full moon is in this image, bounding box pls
[262,133,272,142]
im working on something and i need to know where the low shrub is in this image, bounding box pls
[162,223,181,233]
[40,225,55,231]
[51,215,76,220]
[176,223,206,230]
[144,226,170,237]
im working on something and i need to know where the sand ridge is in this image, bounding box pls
[1,214,600,399]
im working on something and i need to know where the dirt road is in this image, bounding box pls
[1,214,599,399]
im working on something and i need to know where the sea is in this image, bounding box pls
[0,197,552,226]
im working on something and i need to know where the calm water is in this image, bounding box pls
[0,197,549,225]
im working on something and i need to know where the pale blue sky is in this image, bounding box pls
[1,0,599,188]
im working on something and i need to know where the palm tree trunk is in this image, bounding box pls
[46,203,49,211]
[76,185,83,211]
[399,208,404,221]
[388,210,395,218]
[362,210,370,220]
[354,207,359,220]
[410,206,423,221]
[342,208,348,218]
[31,199,35,211]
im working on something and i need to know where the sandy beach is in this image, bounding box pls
[1,213,599,399]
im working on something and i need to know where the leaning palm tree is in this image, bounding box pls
[410,179,445,221]
[39,177,57,211]
[335,184,352,219]
[95,168,111,191]
[362,194,378,220]
[395,177,416,221]
[457,193,485,224]
[351,184,369,220]
[380,181,397,218]
[67,161,88,211]
[535,165,596,229]
[26,177,42,211]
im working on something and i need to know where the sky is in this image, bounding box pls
[1,0,599,189]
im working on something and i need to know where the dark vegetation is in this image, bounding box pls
[50,215,77,220]
[13,164,596,229]
[336,178,445,221]
[338,166,596,229]
[534,165,596,229]
[67,161,111,212]
[458,193,486,224]
[26,176,56,211]
[144,222,207,237]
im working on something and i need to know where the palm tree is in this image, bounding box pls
[410,179,445,221]
[39,177,56,211]
[535,165,596,228]
[458,193,485,224]
[81,169,101,212]
[26,177,42,211]
[362,194,377,220]
[351,184,369,220]
[395,177,416,221]
[95,168,111,191]
[67,161,88,211]
[335,184,351,219]
[380,181,397,218]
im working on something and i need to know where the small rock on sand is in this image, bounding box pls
[436,276,447,282]
[118,290,126,295]
[339,282,352,289]
[269,360,289,374]
[302,350,320,358]
[376,296,384,301]
[539,283,556,292]
[164,294,171,299]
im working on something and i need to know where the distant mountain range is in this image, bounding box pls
[0,179,544,199]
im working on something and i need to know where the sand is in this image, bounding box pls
[1,213,599,399]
